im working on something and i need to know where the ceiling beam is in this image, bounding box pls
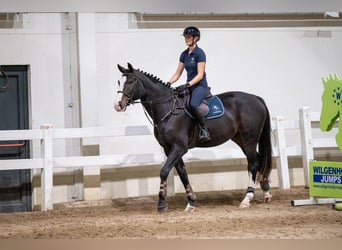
[0,0,341,14]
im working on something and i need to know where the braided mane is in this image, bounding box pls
[138,69,171,88]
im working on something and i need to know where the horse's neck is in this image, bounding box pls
[140,82,173,124]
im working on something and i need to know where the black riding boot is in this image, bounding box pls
[193,108,211,142]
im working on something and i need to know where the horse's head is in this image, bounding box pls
[114,63,173,112]
[320,74,342,131]
[114,63,141,112]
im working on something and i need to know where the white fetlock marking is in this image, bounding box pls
[184,203,196,212]
[263,191,272,203]
[239,192,254,208]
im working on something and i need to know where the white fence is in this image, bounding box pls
[299,107,340,187]
[0,107,339,211]
[292,107,342,206]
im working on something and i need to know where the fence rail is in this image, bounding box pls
[0,108,338,211]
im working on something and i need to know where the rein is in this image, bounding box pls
[118,71,184,126]
[139,91,183,127]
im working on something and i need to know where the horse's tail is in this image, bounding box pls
[257,97,273,182]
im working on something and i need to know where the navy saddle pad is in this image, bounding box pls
[185,95,225,120]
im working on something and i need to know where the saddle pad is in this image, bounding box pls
[185,95,225,120]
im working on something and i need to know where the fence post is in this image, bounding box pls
[273,116,290,189]
[41,124,53,211]
[299,107,313,188]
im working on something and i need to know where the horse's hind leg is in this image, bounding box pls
[260,179,272,203]
[174,159,196,212]
[240,155,272,207]
[240,171,256,208]
[239,149,259,208]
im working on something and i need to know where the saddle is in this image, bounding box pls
[183,88,225,120]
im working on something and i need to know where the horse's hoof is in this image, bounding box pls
[157,203,168,213]
[239,202,250,209]
[184,203,196,212]
[264,194,272,203]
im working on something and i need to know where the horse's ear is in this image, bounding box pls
[127,63,134,72]
[117,64,127,73]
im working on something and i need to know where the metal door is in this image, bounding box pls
[0,65,31,213]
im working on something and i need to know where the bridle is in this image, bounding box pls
[140,91,184,127]
[117,76,183,126]
[116,77,140,110]
[117,89,134,110]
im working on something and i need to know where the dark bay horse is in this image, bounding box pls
[114,63,273,212]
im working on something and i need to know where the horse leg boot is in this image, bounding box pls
[193,108,211,142]
[184,184,196,212]
[240,171,256,208]
[158,181,168,212]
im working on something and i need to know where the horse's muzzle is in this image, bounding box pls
[114,101,125,112]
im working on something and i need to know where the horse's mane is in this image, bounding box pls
[137,69,171,89]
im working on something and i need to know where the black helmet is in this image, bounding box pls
[183,26,200,40]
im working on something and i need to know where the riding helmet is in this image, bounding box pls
[183,26,200,40]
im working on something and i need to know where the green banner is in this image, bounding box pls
[309,160,342,198]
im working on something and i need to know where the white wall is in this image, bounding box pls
[0,13,80,205]
[0,13,67,129]
[97,14,342,124]
[3,13,341,149]
[3,13,341,130]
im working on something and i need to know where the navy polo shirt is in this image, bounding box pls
[179,46,208,87]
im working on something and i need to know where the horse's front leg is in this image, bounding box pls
[158,145,187,212]
[174,159,196,212]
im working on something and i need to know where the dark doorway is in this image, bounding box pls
[0,65,31,213]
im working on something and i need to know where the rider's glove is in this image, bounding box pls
[175,83,191,97]
[177,83,190,93]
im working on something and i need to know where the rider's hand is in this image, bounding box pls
[177,83,190,92]
[176,83,190,97]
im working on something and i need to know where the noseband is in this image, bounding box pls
[117,90,135,110]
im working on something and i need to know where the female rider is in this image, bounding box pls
[168,26,211,142]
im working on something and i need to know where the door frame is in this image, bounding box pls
[0,65,32,213]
